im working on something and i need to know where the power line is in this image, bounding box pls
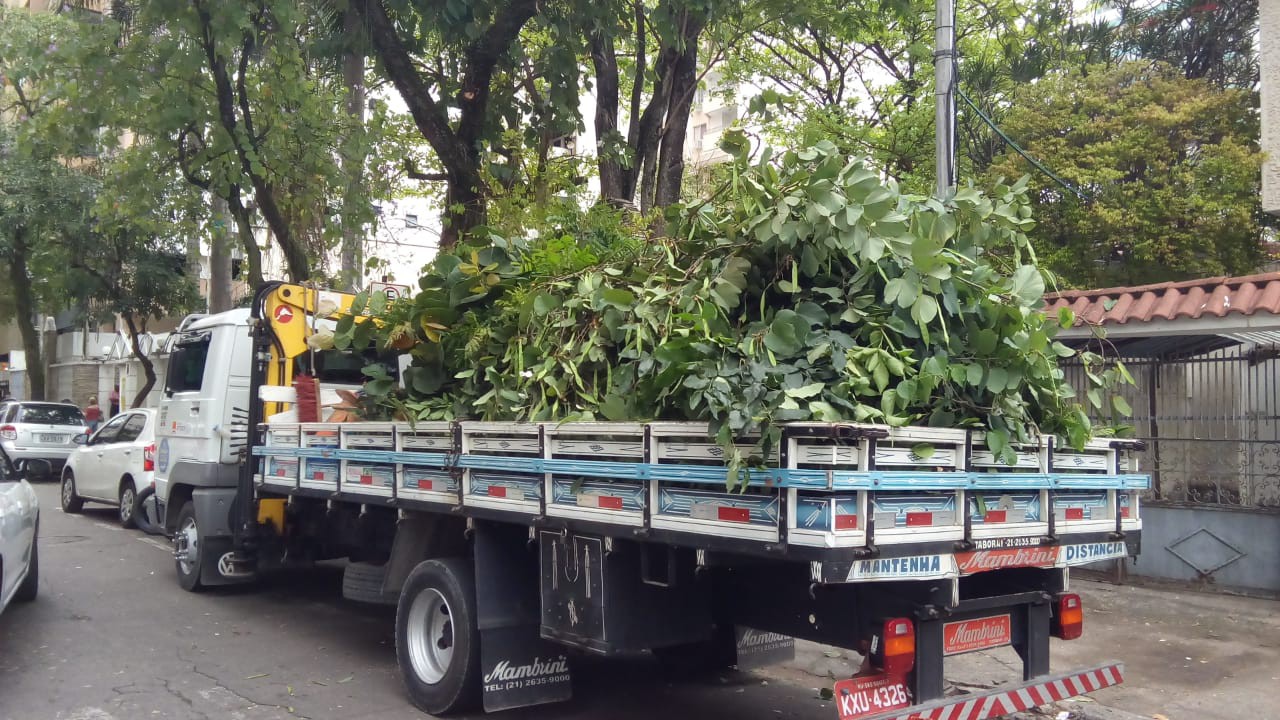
[956,87,1093,202]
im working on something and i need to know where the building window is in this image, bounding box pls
[405,214,418,229]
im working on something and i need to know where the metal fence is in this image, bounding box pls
[1063,344,1280,509]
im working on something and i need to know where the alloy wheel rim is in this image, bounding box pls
[62,477,73,506]
[120,488,135,522]
[176,517,199,575]
[406,587,454,685]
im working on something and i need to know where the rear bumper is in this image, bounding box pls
[856,662,1123,720]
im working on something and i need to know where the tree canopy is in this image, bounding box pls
[985,62,1263,287]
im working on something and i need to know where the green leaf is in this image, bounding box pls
[910,443,935,461]
[532,293,561,316]
[786,382,825,399]
[764,309,809,355]
[599,287,636,309]
[1058,307,1074,329]
[1009,266,1045,305]
[986,367,1008,393]
[1112,395,1132,416]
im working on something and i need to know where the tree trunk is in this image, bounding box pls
[208,196,234,313]
[654,30,701,208]
[122,313,156,407]
[7,231,43,401]
[354,0,538,249]
[340,4,367,291]
[591,31,626,204]
[227,189,263,290]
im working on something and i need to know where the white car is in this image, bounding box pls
[0,401,90,478]
[0,449,43,613]
[60,408,157,529]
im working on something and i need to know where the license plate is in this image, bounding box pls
[833,674,911,719]
[39,433,64,443]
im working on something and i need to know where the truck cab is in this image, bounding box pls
[153,310,254,585]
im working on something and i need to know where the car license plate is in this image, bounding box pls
[833,674,911,719]
[39,433,65,443]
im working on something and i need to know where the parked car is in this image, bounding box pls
[0,449,46,614]
[61,409,157,529]
[0,401,90,478]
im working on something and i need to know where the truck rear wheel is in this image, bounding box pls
[396,558,481,715]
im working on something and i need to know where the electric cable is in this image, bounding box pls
[956,86,1093,201]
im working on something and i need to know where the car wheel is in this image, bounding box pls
[174,501,205,592]
[61,471,84,513]
[396,558,481,716]
[118,480,138,529]
[15,534,38,602]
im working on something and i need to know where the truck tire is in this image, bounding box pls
[174,501,206,592]
[60,471,83,513]
[14,535,37,602]
[342,561,398,606]
[396,558,481,715]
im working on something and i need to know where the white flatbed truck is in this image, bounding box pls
[151,282,1146,719]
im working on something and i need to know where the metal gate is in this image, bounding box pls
[1065,345,1280,508]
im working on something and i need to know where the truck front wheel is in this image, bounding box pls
[174,501,205,592]
[396,558,481,715]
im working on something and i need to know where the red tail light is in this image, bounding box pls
[0,425,15,441]
[143,444,156,472]
[871,617,916,676]
[1052,593,1083,640]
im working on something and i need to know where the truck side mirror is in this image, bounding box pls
[73,433,89,445]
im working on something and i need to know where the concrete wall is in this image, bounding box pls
[48,362,102,407]
[1125,504,1280,595]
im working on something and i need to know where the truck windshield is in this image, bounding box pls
[167,334,211,393]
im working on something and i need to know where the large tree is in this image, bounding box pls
[719,0,1111,191]
[76,0,387,283]
[1105,0,1259,90]
[0,9,90,400]
[986,62,1263,287]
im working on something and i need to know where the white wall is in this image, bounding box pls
[1263,0,1280,215]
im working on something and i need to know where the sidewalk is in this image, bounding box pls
[763,579,1280,720]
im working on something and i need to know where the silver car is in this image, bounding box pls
[0,448,42,613]
[0,401,89,477]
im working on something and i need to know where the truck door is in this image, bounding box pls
[154,330,214,505]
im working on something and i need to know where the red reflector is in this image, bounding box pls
[984,510,1007,523]
[275,469,286,476]
[718,506,751,523]
[312,471,325,480]
[905,511,933,527]
[597,495,623,510]
[143,444,156,472]
[488,486,507,498]
[416,479,434,490]
[835,514,858,530]
[359,474,374,485]
[1065,507,1085,520]
[1120,507,1131,518]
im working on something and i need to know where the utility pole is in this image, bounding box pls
[934,0,957,199]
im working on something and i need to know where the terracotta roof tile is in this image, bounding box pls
[1044,272,1280,326]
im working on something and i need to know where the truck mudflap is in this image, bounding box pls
[835,662,1124,720]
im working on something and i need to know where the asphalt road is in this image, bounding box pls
[0,482,838,720]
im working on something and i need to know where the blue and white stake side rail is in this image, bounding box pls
[251,445,1150,492]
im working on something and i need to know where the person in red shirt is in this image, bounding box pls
[109,384,120,417]
[84,396,103,431]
